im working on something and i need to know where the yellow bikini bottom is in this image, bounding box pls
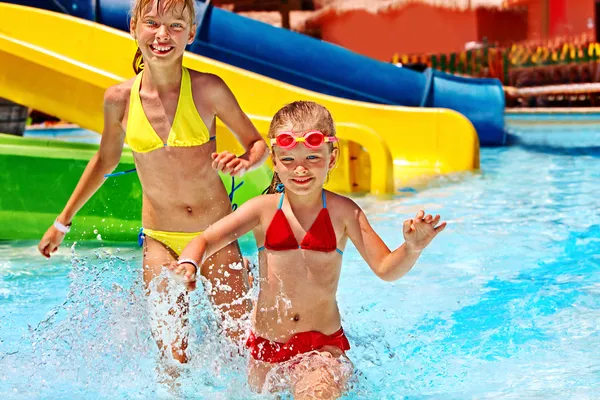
[142,228,203,256]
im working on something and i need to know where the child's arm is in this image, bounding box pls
[38,85,127,258]
[203,75,268,177]
[346,201,446,281]
[169,195,266,288]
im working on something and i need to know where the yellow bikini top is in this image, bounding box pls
[125,67,212,153]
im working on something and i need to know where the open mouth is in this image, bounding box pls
[291,177,313,185]
[150,44,174,55]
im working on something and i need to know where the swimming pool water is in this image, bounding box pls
[2,124,599,399]
[24,127,101,144]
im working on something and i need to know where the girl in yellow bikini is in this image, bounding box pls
[37,0,268,363]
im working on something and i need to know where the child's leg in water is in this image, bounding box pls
[290,347,353,400]
[200,241,252,345]
[143,236,189,364]
[248,346,354,399]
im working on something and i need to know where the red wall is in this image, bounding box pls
[560,0,594,39]
[476,7,528,46]
[520,0,594,40]
[526,0,544,40]
[316,4,477,61]
[310,1,594,62]
[549,0,567,36]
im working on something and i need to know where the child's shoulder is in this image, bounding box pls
[188,70,227,89]
[259,193,283,204]
[104,79,134,105]
[188,71,233,107]
[324,190,361,216]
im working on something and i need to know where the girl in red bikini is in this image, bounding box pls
[169,101,446,398]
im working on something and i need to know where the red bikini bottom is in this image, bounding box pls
[246,327,350,364]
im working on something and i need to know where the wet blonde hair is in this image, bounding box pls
[267,101,337,194]
[130,0,197,73]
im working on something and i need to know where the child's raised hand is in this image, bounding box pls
[211,151,249,177]
[403,210,446,253]
[167,260,198,291]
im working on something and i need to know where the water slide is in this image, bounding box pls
[1,0,505,146]
[0,3,478,241]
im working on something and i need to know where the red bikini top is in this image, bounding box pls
[258,191,343,254]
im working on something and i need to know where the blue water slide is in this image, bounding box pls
[2,0,506,145]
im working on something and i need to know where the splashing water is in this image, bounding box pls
[0,242,264,399]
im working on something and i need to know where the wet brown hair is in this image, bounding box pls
[267,101,337,194]
[130,0,197,73]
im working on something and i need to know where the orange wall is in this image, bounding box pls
[317,4,477,61]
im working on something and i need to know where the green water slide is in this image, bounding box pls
[0,134,271,242]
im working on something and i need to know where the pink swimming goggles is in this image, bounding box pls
[271,130,339,149]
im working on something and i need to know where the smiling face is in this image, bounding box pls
[267,101,339,195]
[272,130,338,195]
[130,0,196,68]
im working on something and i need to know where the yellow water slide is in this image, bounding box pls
[0,3,479,195]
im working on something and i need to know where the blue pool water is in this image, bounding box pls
[2,122,599,398]
[24,127,101,144]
